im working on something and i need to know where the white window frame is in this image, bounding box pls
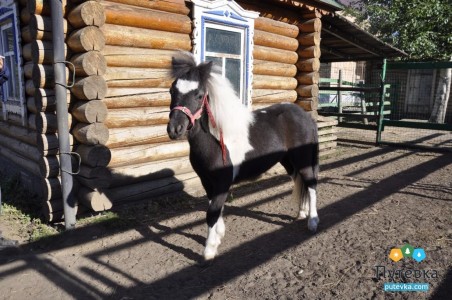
[192,0,259,107]
[0,0,26,125]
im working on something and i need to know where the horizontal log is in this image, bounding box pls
[252,89,297,104]
[32,64,70,88]
[253,75,298,90]
[0,143,41,177]
[298,32,321,47]
[296,71,320,85]
[102,1,191,34]
[77,165,112,189]
[25,80,35,96]
[254,17,299,38]
[296,98,318,111]
[67,26,105,53]
[72,100,108,123]
[22,43,32,61]
[298,18,321,33]
[27,0,67,15]
[68,1,106,28]
[240,2,308,26]
[41,177,62,201]
[29,112,72,134]
[0,131,41,162]
[27,97,53,114]
[296,58,320,72]
[102,47,175,68]
[72,75,108,100]
[107,124,170,149]
[254,29,298,51]
[0,120,37,145]
[28,112,55,133]
[105,106,169,128]
[103,88,170,108]
[39,155,60,178]
[254,45,298,64]
[296,84,319,98]
[20,7,31,24]
[101,24,191,51]
[21,26,32,43]
[28,88,70,113]
[297,46,321,58]
[105,0,190,15]
[105,67,172,88]
[109,141,189,167]
[29,14,68,35]
[110,157,193,187]
[253,60,297,77]
[107,172,202,204]
[31,40,68,64]
[71,51,107,76]
[23,62,34,78]
[78,187,112,212]
[37,133,57,155]
[72,122,109,145]
[37,133,74,155]
[76,144,111,168]
[42,199,78,223]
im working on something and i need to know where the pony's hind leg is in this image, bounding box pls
[298,165,319,232]
[307,186,319,232]
[292,173,309,220]
[204,192,228,261]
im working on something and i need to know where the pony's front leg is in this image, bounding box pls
[307,187,319,232]
[204,192,228,261]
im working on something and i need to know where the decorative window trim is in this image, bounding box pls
[192,0,259,107]
[1,0,26,125]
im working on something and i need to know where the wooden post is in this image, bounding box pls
[338,69,343,123]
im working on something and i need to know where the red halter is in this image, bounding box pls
[170,93,227,165]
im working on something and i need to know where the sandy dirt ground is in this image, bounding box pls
[0,129,451,299]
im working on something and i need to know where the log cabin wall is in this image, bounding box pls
[0,0,74,222]
[240,1,337,156]
[1,0,337,220]
[70,0,203,209]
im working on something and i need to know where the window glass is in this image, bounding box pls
[206,28,241,55]
[205,55,222,69]
[225,58,241,95]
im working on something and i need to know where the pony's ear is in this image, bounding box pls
[171,51,197,79]
[198,61,213,84]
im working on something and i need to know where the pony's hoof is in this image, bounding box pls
[203,246,218,261]
[308,216,319,232]
[297,210,308,220]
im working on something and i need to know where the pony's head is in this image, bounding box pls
[167,52,213,140]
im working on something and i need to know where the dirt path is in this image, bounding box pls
[0,134,451,299]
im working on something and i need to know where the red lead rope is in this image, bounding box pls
[203,95,227,166]
[171,93,228,165]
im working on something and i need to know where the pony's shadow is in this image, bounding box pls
[81,162,298,264]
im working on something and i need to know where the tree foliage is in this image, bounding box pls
[344,0,451,61]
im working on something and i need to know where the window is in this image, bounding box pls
[192,0,258,106]
[1,2,25,124]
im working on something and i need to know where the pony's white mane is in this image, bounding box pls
[206,72,255,171]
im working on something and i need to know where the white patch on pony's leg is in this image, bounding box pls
[175,79,199,94]
[203,215,225,261]
[307,187,319,232]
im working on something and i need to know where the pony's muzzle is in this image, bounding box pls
[167,111,189,140]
